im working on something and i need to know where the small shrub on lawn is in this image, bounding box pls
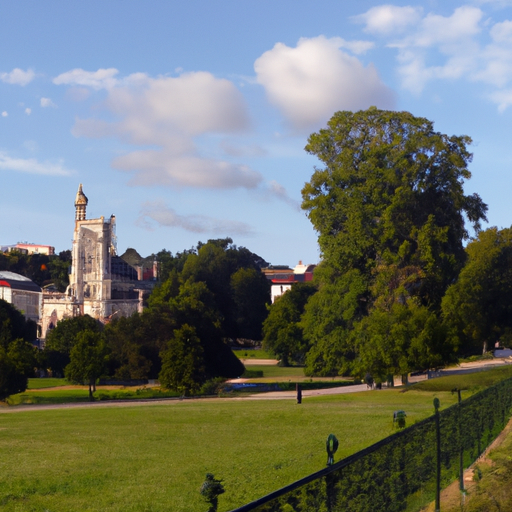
[199,378,226,395]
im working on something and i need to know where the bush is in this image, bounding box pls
[199,377,227,395]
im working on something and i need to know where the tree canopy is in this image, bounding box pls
[442,226,512,355]
[301,108,487,377]
[0,299,37,400]
[262,283,316,366]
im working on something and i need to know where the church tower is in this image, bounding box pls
[75,183,88,221]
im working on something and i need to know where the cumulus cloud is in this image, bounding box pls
[59,69,265,190]
[353,5,422,35]
[138,200,255,235]
[254,36,395,130]
[0,68,35,86]
[25,108,31,115]
[112,150,262,189]
[355,5,508,95]
[0,151,74,176]
[40,97,56,108]
[53,68,119,89]
[1,111,7,117]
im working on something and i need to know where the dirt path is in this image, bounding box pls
[420,415,512,512]
[2,358,510,414]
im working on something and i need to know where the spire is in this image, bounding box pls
[75,183,88,221]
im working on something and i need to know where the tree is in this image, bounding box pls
[0,299,37,400]
[230,267,270,341]
[172,238,270,340]
[159,324,205,395]
[262,283,316,366]
[65,330,109,400]
[442,227,512,355]
[0,338,37,401]
[301,108,487,376]
[43,315,102,376]
[0,298,37,344]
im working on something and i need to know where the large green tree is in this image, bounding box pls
[301,108,487,377]
[43,315,102,376]
[159,324,205,395]
[0,300,37,400]
[442,226,512,355]
[262,283,316,366]
[65,330,109,400]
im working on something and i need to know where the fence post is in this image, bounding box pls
[457,389,464,493]
[434,397,441,512]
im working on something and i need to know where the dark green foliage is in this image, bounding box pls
[180,238,270,340]
[239,376,512,512]
[263,283,317,366]
[442,226,512,356]
[0,298,37,344]
[43,315,102,376]
[301,108,487,377]
[0,338,37,401]
[159,324,205,395]
[65,330,109,400]
[0,299,37,400]
[0,250,71,291]
[103,312,157,380]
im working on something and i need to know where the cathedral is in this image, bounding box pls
[41,185,156,337]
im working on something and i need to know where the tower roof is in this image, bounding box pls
[75,183,88,206]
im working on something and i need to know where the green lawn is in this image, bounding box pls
[234,349,275,360]
[2,368,510,511]
[244,364,305,379]
[7,387,180,406]
[1,388,459,512]
[27,378,69,389]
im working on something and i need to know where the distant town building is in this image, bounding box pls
[41,184,156,337]
[0,270,42,324]
[263,261,316,303]
[14,243,55,255]
[1,244,55,255]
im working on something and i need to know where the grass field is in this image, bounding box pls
[234,349,274,360]
[7,386,180,406]
[243,364,305,379]
[2,368,510,512]
[0,388,460,512]
[26,378,69,389]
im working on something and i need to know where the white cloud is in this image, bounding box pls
[353,5,422,35]
[417,6,482,47]
[0,68,35,86]
[254,36,395,130]
[138,200,255,235]
[1,111,7,117]
[53,68,119,89]
[25,108,31,115]
[266,180,300,210]
[63,70,263,190]
[0,151,74,176]
[40,97,56,108]
[112,150,262,189]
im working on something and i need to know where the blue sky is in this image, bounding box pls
[1,0,512,266]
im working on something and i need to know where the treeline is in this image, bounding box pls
[263,108,512,384]
[40,238,270,396]
[0,250,71,291]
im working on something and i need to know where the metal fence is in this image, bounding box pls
[230,377,512,512]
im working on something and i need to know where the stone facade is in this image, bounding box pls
[41,185,155,338]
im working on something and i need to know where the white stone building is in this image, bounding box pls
[41,185,155,337]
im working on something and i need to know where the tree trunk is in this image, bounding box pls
[88,381,94,401]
